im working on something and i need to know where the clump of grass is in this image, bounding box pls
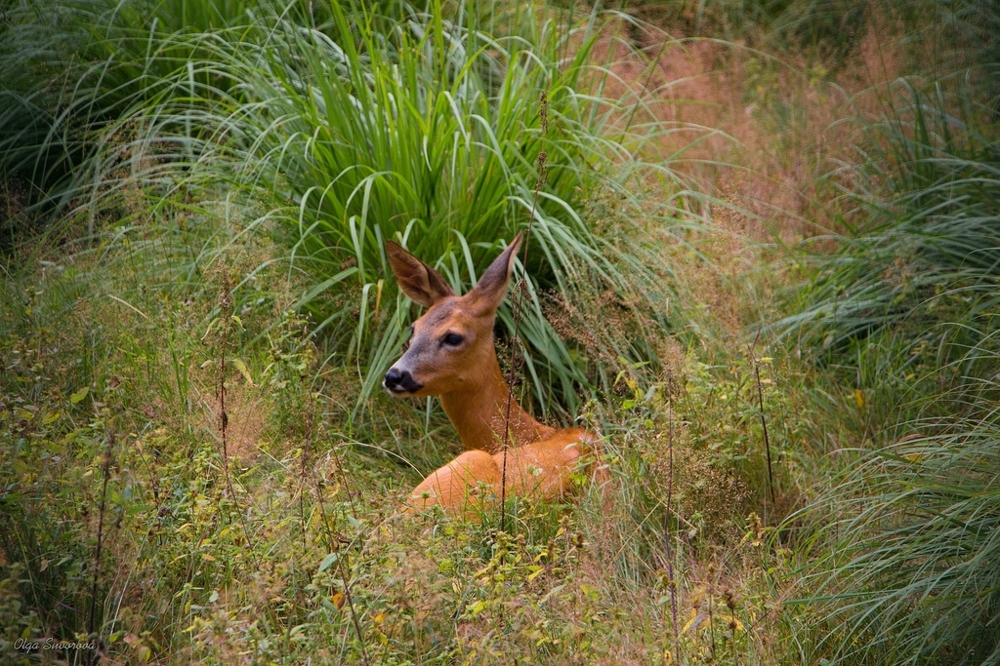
[214,0,698,416]
[780,81,1000,380]
[3,0,706,419]
[0,0,258,237]
[799,363,1000,664]
[776,4,1000,660]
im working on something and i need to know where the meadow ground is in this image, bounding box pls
[2,0,999,664]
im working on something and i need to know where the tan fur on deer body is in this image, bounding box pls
[383,234,602,516]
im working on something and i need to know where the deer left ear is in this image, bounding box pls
[468,233,522,314]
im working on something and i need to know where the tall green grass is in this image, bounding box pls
[779,2,1000,660]
[800,363,1000,665]
[0,0,259,242]
[780,80,1000,375]
[3,0,706,418]
[232,1,695,416]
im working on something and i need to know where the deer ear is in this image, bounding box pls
[386,241,456,308]
[468,233,522,314]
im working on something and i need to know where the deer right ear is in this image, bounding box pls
[386,241,456,308]
[467,232,522,315]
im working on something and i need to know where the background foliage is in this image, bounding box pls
[2,0,999,663]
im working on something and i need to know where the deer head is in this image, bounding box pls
[383,233,522,399]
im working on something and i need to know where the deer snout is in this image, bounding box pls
[383,367,423,394]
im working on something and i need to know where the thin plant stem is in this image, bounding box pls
[311,463,370,666]
[500,90,548,536]
[300,406,311,551]
[665,399,680,666]
[748,332,776,508]
[707,576,717,661]
[217,271,258,568]
[325,402,359,521]
[725,589,739,666]
[87,429,114,666]
[619,27,669,146]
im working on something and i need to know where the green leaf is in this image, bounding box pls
[318,553,339,573]
[232,358,253,385]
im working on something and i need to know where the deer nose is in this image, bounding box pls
[383,367,403,389]
[383,367,422,394]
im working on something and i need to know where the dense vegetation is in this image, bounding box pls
[1,0,997,663]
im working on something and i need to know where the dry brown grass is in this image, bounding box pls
[582,11,912,357]
[200,382,268,462]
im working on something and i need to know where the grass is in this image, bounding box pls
[790,331,1000,664]
[3,0,1000,663]
[227,0,688,416]
[624,0,867,64]
[2,0,711,418]
[0,0,257,243]
[773,1,1000,661]
[802,412,1000,665]
[0,218,807,661]
[780,81,1000,366]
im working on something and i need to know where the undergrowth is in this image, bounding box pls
[776,0,1000,662]
[4,0,999,663]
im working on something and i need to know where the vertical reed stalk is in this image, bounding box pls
[748,335,776,508]
[500,91,548,536]
[300,406,311,550]
[708,580,717,660]
[725,589,739,666]
[87,429,114,666]
[664,399,681,665]
[216,271,257,567]
[311,447,369,665]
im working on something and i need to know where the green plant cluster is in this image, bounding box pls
[776,1,1000,662]
[5,0,1000,663]
[1,0,697,420]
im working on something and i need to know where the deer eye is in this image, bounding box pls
[442,332,464,347]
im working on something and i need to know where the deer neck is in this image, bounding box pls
[439,355,555,454]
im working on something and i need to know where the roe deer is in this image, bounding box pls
[383,233,602,515]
